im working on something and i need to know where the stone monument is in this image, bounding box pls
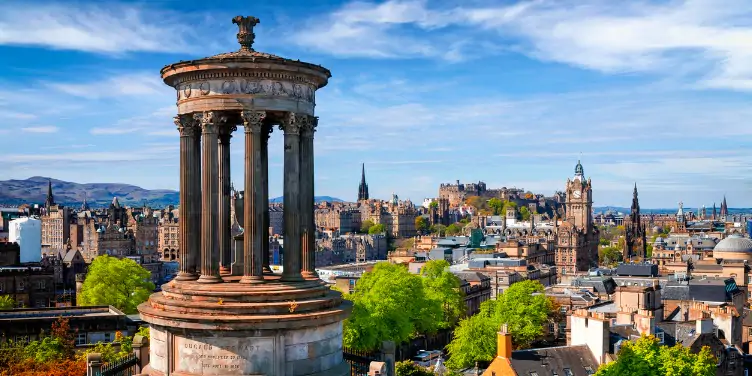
[137,15,352,376]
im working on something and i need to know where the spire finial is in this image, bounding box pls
[232,16,260,52]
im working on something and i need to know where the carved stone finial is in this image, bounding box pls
[232,16,260,52]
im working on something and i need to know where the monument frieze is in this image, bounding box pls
[176,79,315,104]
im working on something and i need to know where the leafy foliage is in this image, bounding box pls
[369,223,387,235]
[599,246,623,266]
[420,260,464,327]
[396,360,434,376]
[79,255,155,314]
[0,317,86,376]
[519,206,531,221]
[430,224,447,236]
[415,216,430,234]
[445,223,463,236]
[446,280,554,369]
[595,335,716,376]
[361,219,375,234]
[342,262,450,350]
[0,296,14,310]
[137,326,150,339]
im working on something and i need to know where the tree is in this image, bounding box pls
[429,201,439,209]
[446,280,554,369]
[420,260,464,328]
[430,224,447,236]
[79,255,155,314]
[519,206,531,221]
[415,217,430,234]
[465,196,491,215]
[488,198,504,215]
[342,263,442,350]
[595,335,716,376]
[445,223,462,236]
[368,223,387,235]
[396,360,433,376]
[360,220,375,234]
[0,296,14,310]
[599,246,623,266]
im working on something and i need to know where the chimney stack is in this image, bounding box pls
[497,324,512,359]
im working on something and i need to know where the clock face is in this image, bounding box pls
[572,190,582,199]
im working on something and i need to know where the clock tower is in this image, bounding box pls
[556,160,599,274]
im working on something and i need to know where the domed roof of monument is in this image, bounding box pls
[161,15,331,86]
[714,234,752,253]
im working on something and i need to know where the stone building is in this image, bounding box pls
[315,203,359,234]
[556,160,599,275]
[0,241,56,308]
[316,233,387,265]
[269,203,284,235]
[0,306,129,346]
[359,195,417,237]
[128,207,159,257]
[156,206,180,262]
[40,181,71,253]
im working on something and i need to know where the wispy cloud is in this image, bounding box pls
[21,126,58,133]
[0,2,200,54]
[294,0,752,90]
[47,72,168,100]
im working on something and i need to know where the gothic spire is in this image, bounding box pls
[45,179,55,208]
[720,195,728,218]
[358,163,369,201]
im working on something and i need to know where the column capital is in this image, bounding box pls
[195,111,228,132]
[264,124,274,140]
[174,114,200,137]
[218,125,237,143]
[300,116,318,138]
[241,110,266,133]
[279,112,307,135]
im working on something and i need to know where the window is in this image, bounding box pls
[76,333,87,346]
[530,372,539,376]
[0,282,3,292]
[584,366,595,375]
[37,280,46,290]
[104,332,111,342]
[18,281,25,291]
[656,331,665,344]
[563,369,574,376]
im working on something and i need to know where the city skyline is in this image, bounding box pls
[1,0,752,208]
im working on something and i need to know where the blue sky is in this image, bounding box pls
[1,0,751,208]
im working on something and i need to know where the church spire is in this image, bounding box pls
[45,179,55,209]
[720,195,728,219]
[358,163,369,201]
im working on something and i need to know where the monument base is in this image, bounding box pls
[138,278,352,376]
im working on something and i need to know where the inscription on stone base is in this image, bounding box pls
[176,336,276,375]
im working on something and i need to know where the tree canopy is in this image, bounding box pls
[445,223,463,236]
[415,217,430,234]
[599,246,623,266]
[0,296,14,310]
[519,206,531,221]
[595,335,716,376]
[430,224,447,236]
[368,223,387,235]
[342,261,463,351]
[78,255,155,314]
[360,219,375,234]
[446,280,554,369]
[396,360,434,376]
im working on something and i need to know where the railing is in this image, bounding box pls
[343,347,377,376]
[100,353,139,376]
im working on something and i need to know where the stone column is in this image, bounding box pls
[262,124,273,273]
[280,113,303,282]
[173,115,198,281]
[218,125,235,275]
[190,123,202,278]
[196,111,224,284]
[240,110,266,284]
[300,116,319,279]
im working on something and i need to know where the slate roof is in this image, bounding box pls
[615,263,658,277]
[508,345,598,376]
[62,249,79,263]
[571,277,617,295]
[453,271,490,283]
[662,278,740,302]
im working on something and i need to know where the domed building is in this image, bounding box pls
[713,234,752,263]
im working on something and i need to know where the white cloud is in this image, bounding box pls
[0,2,199,54]
[21,126,58,133]
[293,0,752,90]
[47,72,168,100]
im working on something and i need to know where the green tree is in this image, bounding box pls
[415,216,430,234]
[396,360,434,376]
[78,255,155,314]
[599,246,623,266]
[488,198,504,215]
[368,223,387,235]
[430,224,447,236]
[420,260,465,328]
[342,263,441,350]
[429,201,439,209]
[0,296,14,310]
[360,220,375,234]
[595,335,716,376]
[519,206,531,221]
[599,238,610,246]
[502,200,518,213]
[445,223,462,236]
[446,280,554,369]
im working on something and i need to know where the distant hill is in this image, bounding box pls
[0,177,179,208]
[269,196,343,203]
[594,206,752,215]
[0,177,345,208]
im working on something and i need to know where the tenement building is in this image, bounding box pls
[359,194,418,237]
[555,161,599,274]
[137,16,351,376]
[40,181,71,253]
[156,206,180,261]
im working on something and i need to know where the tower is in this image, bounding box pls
[557,160,599,274]
[358,163,369,201]
[625,184,647,259]
[720,195,728,221]
[45,179,55,211]
[712,202,717,220]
